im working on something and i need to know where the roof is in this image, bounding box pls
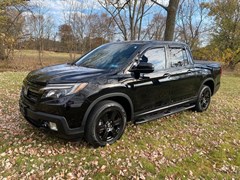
[109,40,187,47]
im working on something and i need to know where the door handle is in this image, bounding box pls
[163,73,171,77]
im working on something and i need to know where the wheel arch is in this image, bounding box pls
[202,78,214,96]
[82,93,134,128]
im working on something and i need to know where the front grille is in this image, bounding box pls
[28,89,40,101]
[23,81,44,102]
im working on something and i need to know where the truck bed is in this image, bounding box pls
[194,60,221,69]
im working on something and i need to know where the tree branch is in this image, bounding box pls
[151,0,168,11]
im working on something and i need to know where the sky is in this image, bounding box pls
[24,0,170,41]
[24,0,212,45]
[28,0,102,11]
[26,0,170,27]
[27,0,100,26]
[27,0,170,10]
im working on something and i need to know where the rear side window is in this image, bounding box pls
[168,48,188,68]
[143,47,166,71]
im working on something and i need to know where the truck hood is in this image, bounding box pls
[26,64,107,84]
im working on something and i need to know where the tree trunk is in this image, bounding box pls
[38,38,43,66]
[227,61,237,71]
[0,42,5,60]
[164,0,180,41]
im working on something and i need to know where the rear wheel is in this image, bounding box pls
[85,100,127,147]
[195,85,211,112]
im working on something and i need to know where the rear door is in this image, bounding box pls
[166,46,202,103]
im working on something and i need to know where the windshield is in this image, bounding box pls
[75,43,142,70]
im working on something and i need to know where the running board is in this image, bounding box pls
[135,105,195,124]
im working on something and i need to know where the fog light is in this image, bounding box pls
[49,122,58,131]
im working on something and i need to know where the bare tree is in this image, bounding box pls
[62,0,95,59]
[26,1,55,65]
[98,0,154,40]
[88,13,115,41]
[176,0,210,49]
[143,12,166,40]
[58,24,76,58]
[151,0,180,41]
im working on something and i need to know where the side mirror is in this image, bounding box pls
[129,62,154,79]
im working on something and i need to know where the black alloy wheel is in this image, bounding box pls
[85,100,126,147]
[195,85,212,112]
[96,108,124,142]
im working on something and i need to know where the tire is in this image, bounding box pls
[195,85,212,112]
[84,100,127,147]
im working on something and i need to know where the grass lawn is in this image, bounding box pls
[0,72,239,179]
[0,50,81,71]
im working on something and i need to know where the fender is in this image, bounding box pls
[199,77,215,95]
[81,92,134,128]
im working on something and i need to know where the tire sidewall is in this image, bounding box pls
[85,101,127,147]
[196,85,211,112]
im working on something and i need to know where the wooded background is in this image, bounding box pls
[0,0,240,70]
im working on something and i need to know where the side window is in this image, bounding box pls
[143,47,166,71]
[168,48,189,68]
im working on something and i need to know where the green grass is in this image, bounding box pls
[0,72,239,179]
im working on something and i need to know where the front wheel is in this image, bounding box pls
[195,85,212,112]
[85,100,127,147]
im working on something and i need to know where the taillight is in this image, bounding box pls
[220,66,222,77]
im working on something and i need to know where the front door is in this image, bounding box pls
[126,47,172,113]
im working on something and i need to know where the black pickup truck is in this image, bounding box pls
[19,41,221,147]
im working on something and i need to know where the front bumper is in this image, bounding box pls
[19,101,84,140]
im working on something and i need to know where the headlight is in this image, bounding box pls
[41,83,88,99]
